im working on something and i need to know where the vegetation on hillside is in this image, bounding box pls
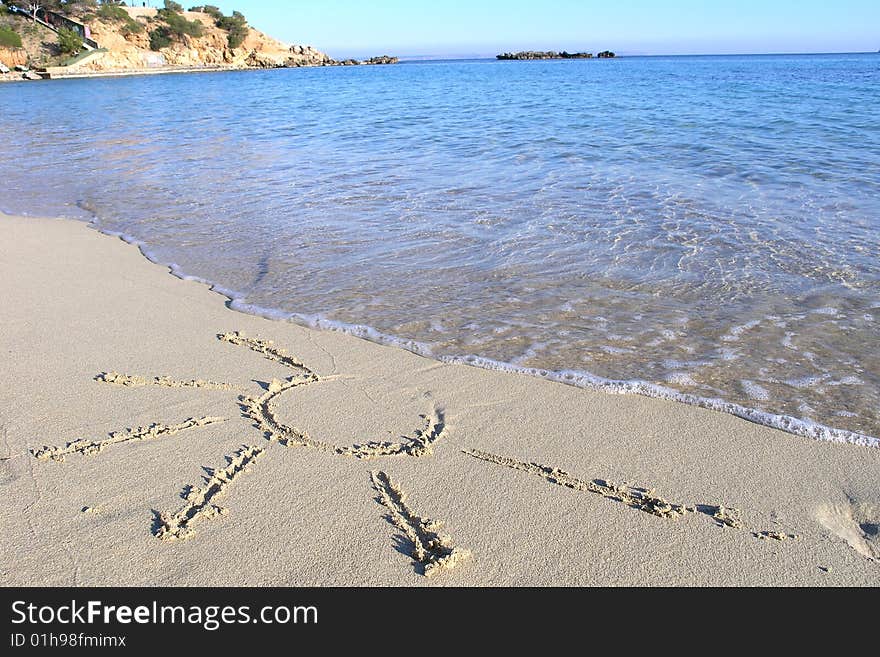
[190,5,249,49]
[57,27,82,54]
[91,3,145,37]
[148,0,203,51]
[0,0,257,64]
[0,25,22,48]
[216,11,247,48]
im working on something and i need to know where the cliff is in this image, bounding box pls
[0,4,397,78]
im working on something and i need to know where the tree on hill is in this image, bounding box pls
[188,5,249,49]
[93,2,144,35]
[57,26,82,54]
[149,0,203,50]
[0,26,23,48]
[216,10,247,49]
[189,5,222,21]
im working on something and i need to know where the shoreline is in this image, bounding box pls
[0,211,878,586]
[0,64,267,83]
[25,207,877,450]
[0,62,391,83]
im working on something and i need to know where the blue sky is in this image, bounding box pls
[177,0,880,58]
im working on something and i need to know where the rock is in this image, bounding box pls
[361,55,398,65]
[497,50,594,60]
[597,50,616,58]
[285,44,332,67]
[23,71,42,80]
[323,55,398,67]
[247,50,287,68]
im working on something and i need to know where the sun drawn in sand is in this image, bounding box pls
[33,332,467,577]
[31,332,803,579]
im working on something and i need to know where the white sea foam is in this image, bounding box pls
[721,319,762,342]
[666,372,699,387]
[828,376,863,387]
[785,375,828,389]
[246,312,879,449]
[601,345,632,355]
[511,342,551,366]
[718,347,740,361]
[440,352,879,448]
[741,380,770,401]
[799,403,817,416]
[663,359,710,370]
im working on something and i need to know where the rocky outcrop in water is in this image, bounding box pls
[248,47,398,69]
[275,49,398,68]
[284,44,332,67]
[360,55,399,65]
[497,51,594,60]
[597,50,616,58]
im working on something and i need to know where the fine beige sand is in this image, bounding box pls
[1,212,878,586]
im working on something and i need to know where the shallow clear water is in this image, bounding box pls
[2,54,878,441]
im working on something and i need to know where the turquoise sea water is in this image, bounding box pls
[1,54,878,443]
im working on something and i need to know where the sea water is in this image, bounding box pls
[2,54,878,443]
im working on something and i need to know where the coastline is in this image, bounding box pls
[58,209,880,451]
[0,64,247,83]
[0,60,399,83]
[1,211,878,586]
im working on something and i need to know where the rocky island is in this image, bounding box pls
[497,50,616,60]
[0,1,398,81]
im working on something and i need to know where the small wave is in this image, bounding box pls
[245,310,879,449]
[666,372,699,387]
[443,353,878,448]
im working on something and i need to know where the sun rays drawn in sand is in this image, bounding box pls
[370,470,469,577]
[463,449,800,540]
[30,332,807,579]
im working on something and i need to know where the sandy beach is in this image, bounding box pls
[0,212,877,587]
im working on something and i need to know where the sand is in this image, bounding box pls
[0,212,878,586]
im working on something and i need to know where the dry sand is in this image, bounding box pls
[1,212,878,586]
